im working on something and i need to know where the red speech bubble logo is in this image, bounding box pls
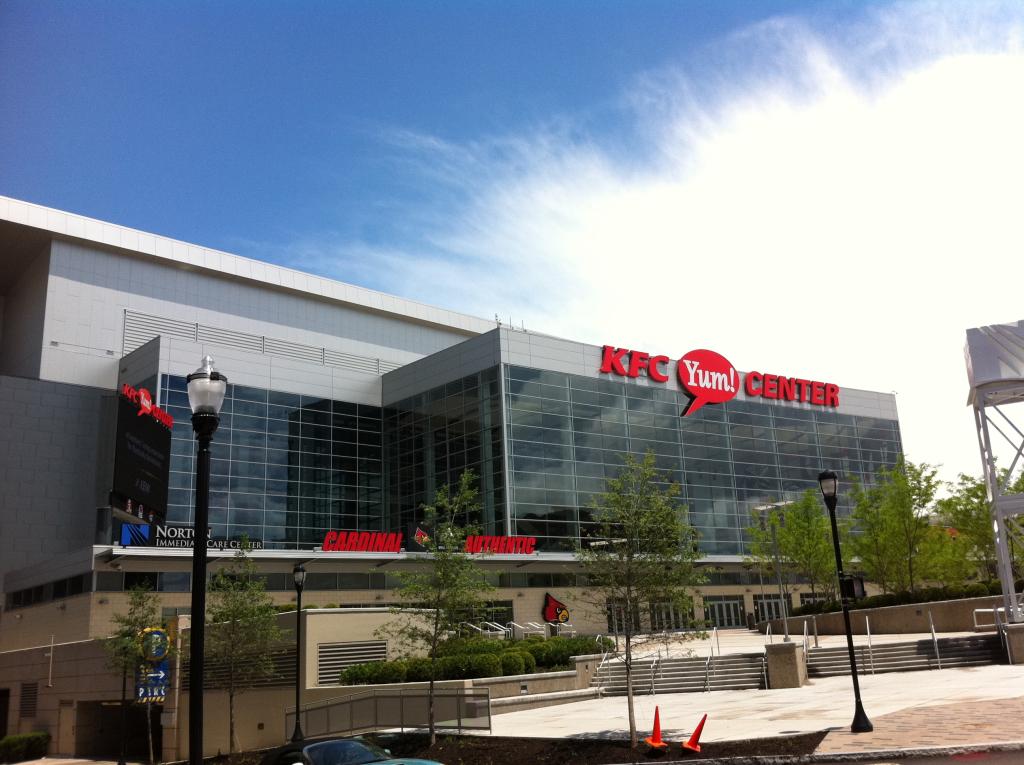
[137,388,154,417]
[677,349,738,416]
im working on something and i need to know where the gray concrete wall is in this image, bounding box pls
[382,329,501,405]
[0,375,108,576]
[40,240,481,394]
[761,595,1006,635]
[0,243,49,378]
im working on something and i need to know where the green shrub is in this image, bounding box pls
[340,662,374,685]
[465,653,502,678]
[500,651,525,676]
[340,660,407,685]
[438,654,470,680]
[989,580,1003,595]
[0,732,51,763]
[405,657,436,682]
[435,637,506,657]
[522,639,551,667]
[964,583,989,598]
[518,650,537,674]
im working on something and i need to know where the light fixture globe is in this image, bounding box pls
[293,563,306,591]
[186,355,228,415]
[818,469,838,500]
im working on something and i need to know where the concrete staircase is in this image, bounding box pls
[807,634,1004,678]
[592,652,766,696]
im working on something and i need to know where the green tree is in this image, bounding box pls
[206,543,283,752]
[576,452,703,749]
[104,584,162,764]
[747,491,839,601]
[935,473,995,579]
[848,458,940,592]
[384,469,494,745]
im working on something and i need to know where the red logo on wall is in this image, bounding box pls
[322,531,404,553]
[414,527,430,546]
[121,383,174,428]
[678,349,738,415]
[464,535,537,554]
[599,345,839,415]
[543,593,570,623]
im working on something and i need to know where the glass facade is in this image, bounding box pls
[504,364,902,555]
[383,366,506,535]
[161,374,383,547]
[154,360,900,558]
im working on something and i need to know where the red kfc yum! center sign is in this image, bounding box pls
[599,345,840,416]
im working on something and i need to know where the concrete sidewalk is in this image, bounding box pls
[486,663,1024,757]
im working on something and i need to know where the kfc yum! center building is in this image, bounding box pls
[0,196,903,658]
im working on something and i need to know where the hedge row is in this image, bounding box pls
[791,580,1003,617]
[340,651,532,684]
[0,732,50,763]
[340,635,610,685]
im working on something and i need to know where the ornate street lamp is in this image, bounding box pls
[187,356,227,765]
[818,469,872,733]
[291,563,307,742]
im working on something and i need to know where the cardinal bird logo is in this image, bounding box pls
[414,527,430,546]
[543,593,570,623]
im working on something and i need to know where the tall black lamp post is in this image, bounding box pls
[187,356,227,765]
[818,470,872,733]
[291,563,307,742]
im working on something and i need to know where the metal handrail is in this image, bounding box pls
[865,615,875,674]
[812,615,819,648]
[649,652,662,695]
[285,686,491,739]
[760,654,768,688]
[765,623,773,645]
[928,611,942,669]
[482,621,511,638]
[802,619,809,656]
[711,626,720,657]
[703,655,713,692]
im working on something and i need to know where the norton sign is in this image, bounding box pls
[599,345,840,416]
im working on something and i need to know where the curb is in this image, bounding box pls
[603,739,1024,765]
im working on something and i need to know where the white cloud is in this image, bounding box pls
[295,1,1024,483]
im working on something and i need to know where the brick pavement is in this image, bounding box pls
[815,695,1024,754]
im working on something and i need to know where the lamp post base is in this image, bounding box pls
[851,700,873,733]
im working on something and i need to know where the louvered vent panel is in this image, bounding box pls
[123,311,196,355]
[324,349,379,375]
[197,324,264,353]
[317,640,388,685]
[19,681,38,718]
[123,310,389,377]
[264,337,324,364]
[182,647,295,690]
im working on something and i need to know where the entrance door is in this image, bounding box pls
[703,597,745,628]
[754,594,787,622]
[0,689,9,739]
[649,602,687,631]
[56,701,74,755]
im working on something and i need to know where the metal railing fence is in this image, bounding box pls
[284,687,491,739]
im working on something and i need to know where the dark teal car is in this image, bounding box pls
[260,737,443,765]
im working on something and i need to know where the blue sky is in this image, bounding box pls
[3,1,1024,482]
[1,0,840,249]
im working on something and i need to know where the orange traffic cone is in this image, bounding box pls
[644,705,668,750]
[682,713,707,753]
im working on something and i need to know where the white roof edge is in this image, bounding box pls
[0,194,497,335]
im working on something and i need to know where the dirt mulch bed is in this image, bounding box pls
[367,731,828,764]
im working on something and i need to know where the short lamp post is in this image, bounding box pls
[187,355,227,765]
[291,563,307,742]
[818,470,872,733]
